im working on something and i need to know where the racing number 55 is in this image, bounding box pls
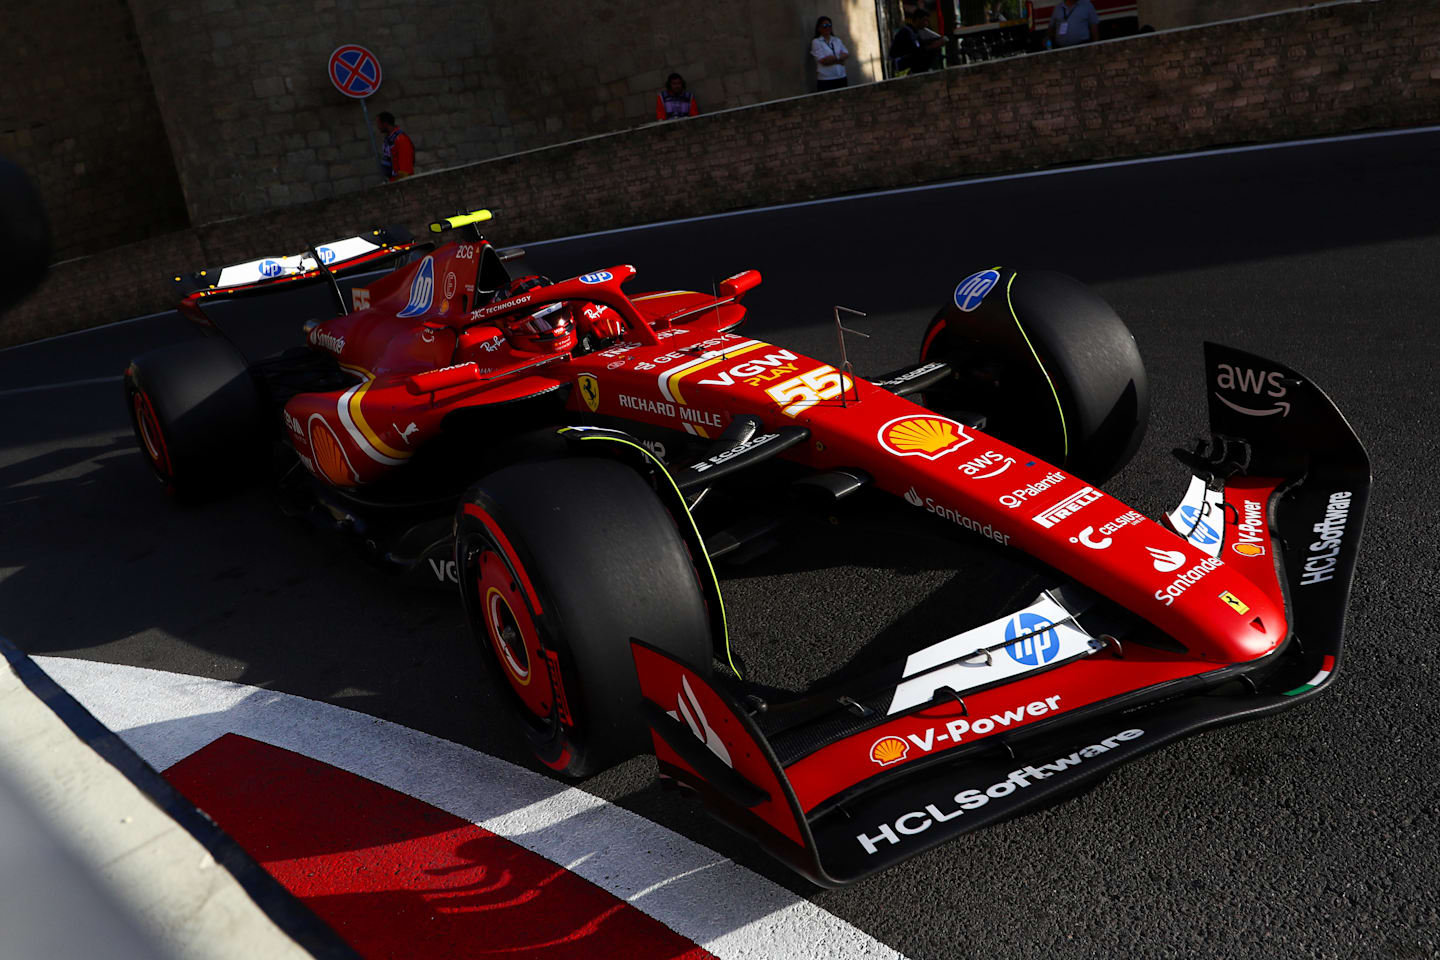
[766,364,852,417]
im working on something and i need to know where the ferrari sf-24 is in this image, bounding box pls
[124,210,1369,885]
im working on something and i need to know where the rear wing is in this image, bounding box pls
[173,226,425,327]
[628,341,1370,886]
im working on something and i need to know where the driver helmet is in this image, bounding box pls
[498,275,576,354]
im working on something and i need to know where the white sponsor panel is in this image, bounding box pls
[1166,475,1225,557]
[886,594,1099,715]
[215,236,380,287]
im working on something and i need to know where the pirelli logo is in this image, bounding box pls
[1032,486,1102,529]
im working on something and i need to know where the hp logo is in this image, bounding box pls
[953,269,1000,312]
[1004,613,1060,666]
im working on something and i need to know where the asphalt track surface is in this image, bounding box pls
[4,127,1439,958]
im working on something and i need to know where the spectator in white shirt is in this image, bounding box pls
[811,16,851,91]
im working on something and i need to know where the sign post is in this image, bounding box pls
[328,44,386,183]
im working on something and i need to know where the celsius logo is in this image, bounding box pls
[1071,510,1144,549]
[1146,546,1187,572]
[1004,613,1060,666]
[1071,526,1111,549]
[1176,505,1221,545]
[579,271,613,284]
[904,487,924,506]
[397,257,436,318]
[258,259,283,278]
[954,268,1001,312]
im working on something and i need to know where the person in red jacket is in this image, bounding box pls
[655,73,699,121]
[376,111,414,181]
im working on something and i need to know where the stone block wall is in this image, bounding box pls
[123,0,883,228]
[7,0,1436,346]
[0,0,189,261]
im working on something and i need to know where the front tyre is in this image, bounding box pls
[920,268,1149,484]
[457,457,712,778]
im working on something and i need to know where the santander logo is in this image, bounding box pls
[1146,546,1187,572]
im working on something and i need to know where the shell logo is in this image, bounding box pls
[1232,542,1266,557]
[869,735,910,766]
[308,417,356,487]
[877,415,973,461]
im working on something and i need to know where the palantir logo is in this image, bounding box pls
[1004,613,1060,666]
[953,269,1001,312]
[1177,505,1221,545]
[258,259,283,278]
[397,257,436,317]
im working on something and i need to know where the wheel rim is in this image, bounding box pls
[474,546,555,723]
[131,388,172,476]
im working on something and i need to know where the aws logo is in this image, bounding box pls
[1214,363,1291,418]
[958,450,1016,478]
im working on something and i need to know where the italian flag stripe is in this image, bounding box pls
[1282,655,1337,696]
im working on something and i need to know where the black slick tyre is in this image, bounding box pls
[123,337,266,502]
[456,456,712,778]
[920,267,1149,484]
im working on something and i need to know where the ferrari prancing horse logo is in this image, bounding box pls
[578,374,601,413]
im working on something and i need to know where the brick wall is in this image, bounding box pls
[7,0,1436,347]
[0,0,188,260]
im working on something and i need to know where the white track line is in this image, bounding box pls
[0,375,123,398]
[36,657,903,960]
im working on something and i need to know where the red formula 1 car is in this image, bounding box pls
[125,210,1370,886]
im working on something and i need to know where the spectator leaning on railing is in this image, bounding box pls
[656,73,700,120]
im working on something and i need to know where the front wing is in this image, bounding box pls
[630,343,1369,886]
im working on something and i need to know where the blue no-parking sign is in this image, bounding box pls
[329,44,382,99]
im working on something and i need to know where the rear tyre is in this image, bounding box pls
[919,267,1148,484]
[457,456,712,778]
[123,338,266,502]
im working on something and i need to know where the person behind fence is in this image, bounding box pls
[891,9,944,76]
[1047,0,1100,47]
[810,16,851,91]
[376,111,414,181]
[655,73,700,121]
